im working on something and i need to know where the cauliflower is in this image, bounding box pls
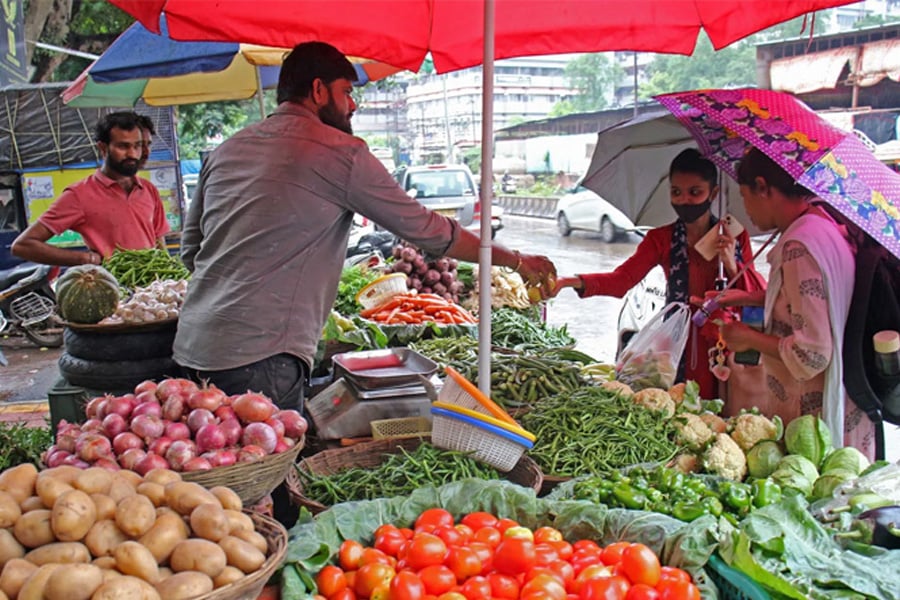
[601,380,634,397]
[729,413,782,452]
[668,382,686,404]
[674,413,715,450]
[632,388,675,418]
[703,433,748,481]
[671,453,701,474]
[700,411,728,434]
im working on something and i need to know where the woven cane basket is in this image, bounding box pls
[195,510,288,600]
[181,440,303,506]
[285,437,543,514]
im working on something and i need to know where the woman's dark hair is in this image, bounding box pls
[277,41,358,104]
[669,148,718,188]
[737,148,812,198]
[94,111,141,143]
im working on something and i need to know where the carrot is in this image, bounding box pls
[360,296,403,318]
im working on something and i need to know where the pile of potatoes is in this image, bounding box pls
[0,463,273,600]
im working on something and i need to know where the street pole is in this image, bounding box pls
[442,76,453,162]
[633,52,639,118]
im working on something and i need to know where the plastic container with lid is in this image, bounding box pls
[356,273,409,310]
[873,330,900,377]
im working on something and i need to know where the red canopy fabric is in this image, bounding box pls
[109,0,856,73]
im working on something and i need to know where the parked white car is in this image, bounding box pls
[556,184,635,243]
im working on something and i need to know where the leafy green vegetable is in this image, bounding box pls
[719,494,900,598]
[281,480,720,600]
[333,266,381,316]
[784,415,833,469]
[821,447,870,477]
[0,420,52,470]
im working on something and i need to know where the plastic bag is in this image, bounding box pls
[616,302,691,391]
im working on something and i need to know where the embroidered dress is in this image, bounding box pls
[763,210,876,459]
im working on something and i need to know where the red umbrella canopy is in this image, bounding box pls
[110,0,857,73]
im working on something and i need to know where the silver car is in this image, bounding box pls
[556,184,635,243]
[397,164,502,238]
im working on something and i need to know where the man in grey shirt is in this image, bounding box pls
[174,41,555,411]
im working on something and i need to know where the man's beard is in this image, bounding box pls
[109,156,139,177]
[318,93,353,134]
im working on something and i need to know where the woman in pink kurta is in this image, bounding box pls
[720,149,876,459]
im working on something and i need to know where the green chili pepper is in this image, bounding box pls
[612,482,647,510]
[751,478,783,508]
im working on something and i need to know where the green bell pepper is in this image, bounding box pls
[751,478,783,508]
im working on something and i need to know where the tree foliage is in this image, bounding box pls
[176,92,276,159]
[557,53,622,114]
[639,35,755,99]
[637,14,835,99]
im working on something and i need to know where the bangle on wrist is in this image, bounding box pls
[512,250,523,272]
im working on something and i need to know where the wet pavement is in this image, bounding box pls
[0,335,60,404]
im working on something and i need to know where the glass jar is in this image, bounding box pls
[873,330,900,377]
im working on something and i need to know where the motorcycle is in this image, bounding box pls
[0,262,64,348]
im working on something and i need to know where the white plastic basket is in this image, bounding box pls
[356,273,409,310]
[431,406,533,472]
[439,366,519,425]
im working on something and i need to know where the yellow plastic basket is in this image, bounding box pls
[370,416,432,439]
[431,405,533,472]
[439,366,519,425]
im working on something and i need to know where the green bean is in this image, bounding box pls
[297,442,504,505]
[103,248,190,289]
[520,387,679,478]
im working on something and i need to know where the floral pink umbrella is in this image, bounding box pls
[656,88,900,260]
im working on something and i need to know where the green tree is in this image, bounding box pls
[176,92,276,159]
[639,35,755,98]
[548,100,576,118]
[461,146,481,174]
[560,54,622,112]
[26,0,133,82]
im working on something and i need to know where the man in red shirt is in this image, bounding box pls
[12,111,170,266]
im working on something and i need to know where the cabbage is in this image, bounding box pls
[784,415,832,468]
[771,454,820,496]
[820,447,870,476]
[810,469,857,501]
[746,440,785,479]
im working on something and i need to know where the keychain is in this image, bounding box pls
[709,332,731,381]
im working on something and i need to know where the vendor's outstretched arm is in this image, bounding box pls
[444,228,556,289]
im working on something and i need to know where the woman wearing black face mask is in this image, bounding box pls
[553,149,764,400]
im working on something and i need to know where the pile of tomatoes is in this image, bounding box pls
[311,508,702,600]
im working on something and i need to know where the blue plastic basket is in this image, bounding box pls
[431,406,534,471]
[706,554,770,600]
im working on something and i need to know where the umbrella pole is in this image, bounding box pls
[255,66,265,119]
[477,0,496,396]
[715,173,727,290]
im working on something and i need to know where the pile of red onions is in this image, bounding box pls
[389,242,464,303]
[43,378,307,474]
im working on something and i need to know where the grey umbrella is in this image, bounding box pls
[582,111,761,237]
